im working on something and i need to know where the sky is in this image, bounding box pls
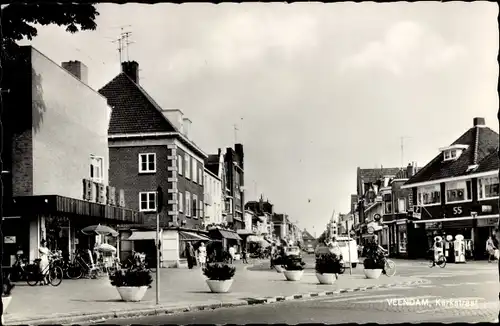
[20,2,499,235]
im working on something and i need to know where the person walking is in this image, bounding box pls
[228,245,236,264]
[487,236,497,263]
[186,242,195,269]
[241,246,248,264]
[198,242,207,269]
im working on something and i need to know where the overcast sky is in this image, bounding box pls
[22,2,499,235]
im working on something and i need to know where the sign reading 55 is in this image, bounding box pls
[452,206,463,215]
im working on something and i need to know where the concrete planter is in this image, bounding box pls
[283,270,304,281]
[206,279,234,293]
[316,273,336,285]
[2,296,12,324]
[116,286,148,302]
[274,265,285,273]
[364,268,383,279]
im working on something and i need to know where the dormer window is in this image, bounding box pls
[440,144,468,162]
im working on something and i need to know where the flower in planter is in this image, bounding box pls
[283,255,306,271]
[203,263,236,281]
[109,269,153,288]
[271,254,286,267]
[315,253,342,274]
[363,257,385,269]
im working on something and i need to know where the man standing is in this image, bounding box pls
[228,245,236,264]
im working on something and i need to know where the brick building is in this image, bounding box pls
[223,144,245,231]
[1,47,141,266]
[99,61,210,267]
[401,117,499,260]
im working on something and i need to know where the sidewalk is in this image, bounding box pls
[4,261,428,325]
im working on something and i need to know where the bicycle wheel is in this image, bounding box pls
[438,255,447,268]
[339,261,346,274]
[66,263,83,279]
[428,259,435,268]
[26,272,39,286]
[385,259,396,276]
[49,266,63,286]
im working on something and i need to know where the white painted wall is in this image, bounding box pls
[204,169,222,225]
[162,229,179,268]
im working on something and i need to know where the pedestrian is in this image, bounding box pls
[270,245,276,269]
[486,236,497,263]
[228,245,236,264]
[198,242,207,269]
[186,242,195,269]
[38,239,50,285]
[242,247,248,264]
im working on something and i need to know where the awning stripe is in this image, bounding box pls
[179,231,211,241]
[126,231,158,240]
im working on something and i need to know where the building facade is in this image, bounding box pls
[2,48,141,266]
[203,157,223,227]
[402,117,499,259]
[223,145,245,231]
[99,61,209,267]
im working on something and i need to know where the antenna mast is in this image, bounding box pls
[400,136,411,168]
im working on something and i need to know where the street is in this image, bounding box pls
[94,260,500,324]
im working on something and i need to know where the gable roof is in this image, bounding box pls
[99,73,177,135]
[358,167,401,184]
[302,230,316,240]
[405,126,498,185]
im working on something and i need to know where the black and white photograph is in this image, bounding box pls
[0,1,498,325]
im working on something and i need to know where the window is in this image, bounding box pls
[90,156,103,183]
[178,192,184,212]
[192,160,198,183]
[139,153,156,173]
[478,176,500,200]
[177,155,183,175]
[417,184,441,206]
[398,230,407,253]
[384,201,392,214]
[199,168,203,185]
[139,192,156,212]
[192,194,198,218]
[397,198,406,213]
[204,175,208,187]
[185,192,191,217]
[445,180,471,203]
[185,155,191,179]
[200,200,204,218]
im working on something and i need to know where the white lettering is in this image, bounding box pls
[453,206,463,215]
[386,298,430,306]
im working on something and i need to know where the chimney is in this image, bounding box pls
[161,109,184,132]
[473,117,486,127]
[182,117,192,138]
[121,61,139,84]
[62,61,88,84]
[406,163,414,178]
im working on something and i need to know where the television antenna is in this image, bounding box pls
[400,136,412,168]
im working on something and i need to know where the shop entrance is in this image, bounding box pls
[134,240,157,267]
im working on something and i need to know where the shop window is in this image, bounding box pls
[139,153,156,173]
[445,180,471,203]
[417,184,441,206]
[139,192,156,212]
[478,176,500,200]
[398,231,407,253]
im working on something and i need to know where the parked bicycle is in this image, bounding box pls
[383,254,396,276]
[7,251,30,282]
[26,251,64,286]
[66,250,100,279]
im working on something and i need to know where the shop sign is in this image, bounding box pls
[477,218,498,227]
[4,236,16,244]
[452,206,463,215]
[398,224,407,232]
[482,205,493,213]
[425,222,441,230]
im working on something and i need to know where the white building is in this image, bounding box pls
[204,151,224,226]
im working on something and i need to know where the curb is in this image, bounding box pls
[5,279,427,325]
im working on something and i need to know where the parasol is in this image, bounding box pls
[97,243,117,253]
[81,224,119,237]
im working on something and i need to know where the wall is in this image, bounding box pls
[162,230,179,268]
[30,48,110,198]
[204,170,222,225]
[108,143,170,226]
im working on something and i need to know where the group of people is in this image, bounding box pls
[184,242,248,269]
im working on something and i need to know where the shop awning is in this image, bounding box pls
[179,231,211,241]
[126,231,158,241]
[212,229,242,241]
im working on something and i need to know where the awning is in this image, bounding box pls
[179,231,211,241]
[126,231,158,241]
[215,229,242,241]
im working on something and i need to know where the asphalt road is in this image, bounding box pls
[94,260,500,324]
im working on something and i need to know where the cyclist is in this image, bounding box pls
[367,235,389,274]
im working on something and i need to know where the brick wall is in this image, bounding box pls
[108,144,170,226]
[12,130,34,196]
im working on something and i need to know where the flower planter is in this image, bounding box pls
[364,268,383,279]
[283,270,304,281]
[2,296,12,324]
[116,286,149,302]
[206,279,234,293]
[274,265,285,273]
[316,273,336,285]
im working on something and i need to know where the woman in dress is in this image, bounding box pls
[198,242,207,269]
[39,239,50,285]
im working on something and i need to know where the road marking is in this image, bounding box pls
[323,293,398,303]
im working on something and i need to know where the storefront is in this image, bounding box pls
[396,221,408,257]
[2,195,142,267]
